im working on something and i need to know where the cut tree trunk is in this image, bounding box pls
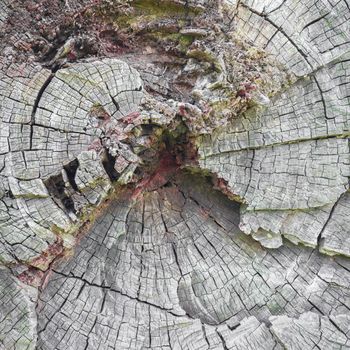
[1,0,350,349]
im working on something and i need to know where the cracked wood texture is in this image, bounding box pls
[1,0,350,349]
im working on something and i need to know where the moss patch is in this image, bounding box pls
[132,0,200,17]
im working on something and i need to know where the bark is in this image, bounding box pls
[1,0,350,349]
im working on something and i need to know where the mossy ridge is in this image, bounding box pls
[186,49,222,71]
[131,0,201,17]
[78,177,110,192]
[148,32,195,52]
[100,0,200,30]
[105,0,199,52]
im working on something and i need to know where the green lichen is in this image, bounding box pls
[117,165,136,185]
[56,70,101,88]
[282,234,316,249]
[267,300,284,314]
[319,246,350,258]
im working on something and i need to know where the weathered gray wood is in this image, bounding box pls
[270,312,350,349]
[197,0,350,257]
[36,173,350,349]
[0,268,37,350]
[1,0,350,349]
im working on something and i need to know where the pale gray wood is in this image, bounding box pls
[1,0,350,349]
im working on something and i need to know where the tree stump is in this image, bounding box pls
[1,0,350,349]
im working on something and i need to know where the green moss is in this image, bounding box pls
[178,34,194,50]
[208,99,234,115]
[79,177,109,192]
[14,194,48,199]
[145,32,194,52]
[132,0,199,17]
[208,81,229,91]
[187,49,214,62]
[184,165,212,177]
[51,224,67,236]
[108,0,200,30]
[186,49,222,72]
